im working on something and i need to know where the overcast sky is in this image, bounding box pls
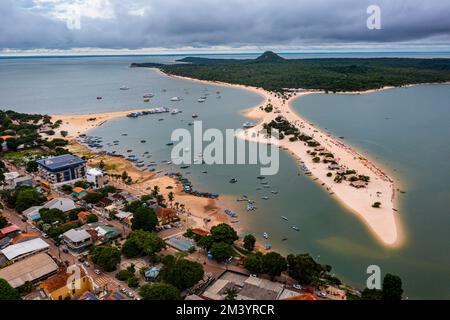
[1,0,450,53]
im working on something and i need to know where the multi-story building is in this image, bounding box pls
[36,154,86,185]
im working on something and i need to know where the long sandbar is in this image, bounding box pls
[160,70,403,247]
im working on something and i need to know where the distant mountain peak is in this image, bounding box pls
[255,51,285,62]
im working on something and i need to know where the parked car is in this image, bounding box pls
[95,269,101,275]
[293,284,302,290]
[62,248,69,254]
[42,233,49,239]
[84,261,90,268]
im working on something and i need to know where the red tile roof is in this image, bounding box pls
[0,224,21,237]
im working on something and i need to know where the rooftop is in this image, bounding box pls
[0,253,58,288]
[36,154,85,171]
[41,267,87,293]
[1,238,50,261]
[0,224,21,236]
[63,228,91,243]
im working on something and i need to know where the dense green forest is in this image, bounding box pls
[131,51,450,92]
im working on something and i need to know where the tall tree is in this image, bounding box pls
[159,257,204,291]
[122,230,166,258]
[262,252,287,278]
[131,206,158,232]
[210,242,234,261]
[382,274,403,301]
[139,283,181,300]
[89,246,121,272]
[244,252,264,274]
[210,223,238,245]
[0,279,21,300]
[243,234,256,251]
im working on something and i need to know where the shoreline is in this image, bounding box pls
[160,70,405,248]
[50,69,410,248]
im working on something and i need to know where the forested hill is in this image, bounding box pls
[131,51,450,92]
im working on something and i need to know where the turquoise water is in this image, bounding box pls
[1,57,450,298]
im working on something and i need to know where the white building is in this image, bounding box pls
[1,238,50,262]
[86,168,104,188]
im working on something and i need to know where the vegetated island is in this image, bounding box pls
[131,51,450,92]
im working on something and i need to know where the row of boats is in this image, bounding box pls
[126,107,170,118]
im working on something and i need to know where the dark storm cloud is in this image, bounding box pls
[1,0,450,50]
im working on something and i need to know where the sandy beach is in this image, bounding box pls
[51,109,149,139]
[51,69,403,248]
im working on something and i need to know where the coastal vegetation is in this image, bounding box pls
[132,51,450,92]
[158,255,204,291]
[89,245,122,272]
[139,283,181,300]
[360,274,403,300]
[0,279,21,300]
[122,230,166,258]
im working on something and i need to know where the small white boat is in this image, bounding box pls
[144,97,150,102]
[170,96,182,102]
[292,226,300,231]
[282,216,288,221]
[171,109,181,115]
[143,93,154,98]
[120,86,130,90]
[198,98,206,103]
[263,232,269,239]
[242,122,255,129]
[192,113,198,118]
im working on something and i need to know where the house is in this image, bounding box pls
[45,198,77,212]
[62,228,92,252]
[0,238,50,262]
[203,271,284,300]
[24,198,77,221]
[10,232,40,245]
[95,225,121,242]
[77,211,91,224]
[98,197,114,207]
[12,176,34,189]
[0,135,15,151]
[71,187,87,199]
[4,172,20,186]
[0,224,21,238]
[36,154,86,185]
[114,211,133,228]
[86,168,104,188]
[23,206,44,221]
[155,207,179,226]
[192,228,210,237]
[0,253,58,288]
[40,266,95,300]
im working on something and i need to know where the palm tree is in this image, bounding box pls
[168,192,174,206]
[151,185,160,197]
[156,194,165,206]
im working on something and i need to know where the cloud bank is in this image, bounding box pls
[1,0,450,52]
